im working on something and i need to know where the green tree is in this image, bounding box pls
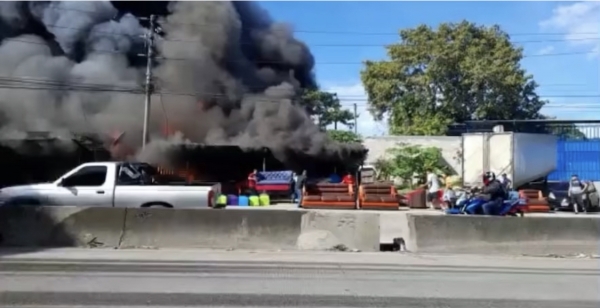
[374,144,451,188]
[536,115,587,140]
[361,21,547,135]
[300,89,355,130]
[327,130,362,143]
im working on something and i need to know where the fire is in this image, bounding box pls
[108,130,135,160]
[156,163,197,182]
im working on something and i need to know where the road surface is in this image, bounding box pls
[0,249,597,307]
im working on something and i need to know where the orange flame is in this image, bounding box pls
[156,163,197,182]
[108,130,135,160]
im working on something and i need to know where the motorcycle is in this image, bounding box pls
[445,188,481,215]
[445,189,526,217]
[498,197,526,217]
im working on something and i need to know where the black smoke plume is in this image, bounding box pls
[0,1,365,168]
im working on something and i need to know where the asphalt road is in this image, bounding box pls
[0,249,597,308]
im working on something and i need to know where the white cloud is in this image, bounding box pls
[324,83,388,137]
[539,1,600,58]
[537,45,555,55]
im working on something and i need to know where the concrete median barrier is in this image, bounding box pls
[405,214,600,255]
[120,208,380,251]
[0,206,126,248]
[298,211,380,251]
[119,208,304,250]
[0,206,380,251]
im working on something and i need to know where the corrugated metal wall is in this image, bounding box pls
[547,139,600,181]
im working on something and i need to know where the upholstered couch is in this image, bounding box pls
[359,183,399,210]
[255,170,293,192]
[301,183,356,209]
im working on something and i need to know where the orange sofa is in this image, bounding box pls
[301,183,356,210]
[519,189,551,213]
[359,183,399,210]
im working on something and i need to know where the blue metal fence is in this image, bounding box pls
[547,139,600,182]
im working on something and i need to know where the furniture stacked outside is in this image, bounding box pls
[301,183,356,209]
[358,182,400,210]
[518,189,551,213]
[254,170,294,204]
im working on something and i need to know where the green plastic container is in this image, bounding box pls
[259,193,270,206]
[249,195,260,207]
[216,194,227,208]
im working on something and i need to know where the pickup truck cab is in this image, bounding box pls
[0,162,220,208]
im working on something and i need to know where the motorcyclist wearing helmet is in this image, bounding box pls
[480,171,506,215]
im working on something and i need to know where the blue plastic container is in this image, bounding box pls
[238,195,249,206]
[227,194,239,206]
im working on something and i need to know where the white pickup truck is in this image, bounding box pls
[0,162,220,208]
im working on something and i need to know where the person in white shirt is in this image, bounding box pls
[426,169,441,209]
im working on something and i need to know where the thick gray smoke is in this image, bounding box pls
[0,1,363,166]
[0,1,145,147]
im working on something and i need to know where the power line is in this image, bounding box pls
[13,5,600,40]
[5,74,596,98]
[164,20,600,37]
[161,35,600,46]
[0,84,141,94]
[0,75,596,100]
[156,91,600,100]
[157,50,598,65]
[0,76,142,92]
[34,22,600,46]
[0,80,598,113]
[0,16,590,49]
[0,37,135,56]
[5,36,596,61]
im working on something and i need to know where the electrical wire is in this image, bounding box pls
[3,35,597,62]
[0,74,595,101]
[0,76,143,92]
[0,76,596,102]
[163,20,600,37]
[30,20,599,46]
[155,50,598,65]
[37,5,600,38]
[0,80,598,117]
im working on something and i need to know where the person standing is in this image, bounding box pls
[568,174,588,214]
[499,173,512,191]
[294,170,307,205]
[425,169,441,209]
[247,169,258,195]
[342,172,355,185]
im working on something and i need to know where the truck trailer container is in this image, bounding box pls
[461,132,557,188]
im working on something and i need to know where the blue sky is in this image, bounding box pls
[259,1,600,136]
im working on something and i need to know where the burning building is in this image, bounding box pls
[0,1,366,184]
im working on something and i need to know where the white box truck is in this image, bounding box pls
[462,132,557,188]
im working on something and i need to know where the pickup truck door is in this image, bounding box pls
[50,165,114,206]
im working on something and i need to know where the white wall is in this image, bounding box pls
[363,136,463,175]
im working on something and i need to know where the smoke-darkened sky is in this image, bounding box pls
[0,1,363,165]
